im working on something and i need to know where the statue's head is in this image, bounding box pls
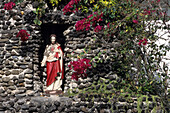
[50,34,56,44]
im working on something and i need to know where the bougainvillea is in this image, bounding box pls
[142,9,156,15]
[94,25,103,32]
[68,58,91,81]
[63,0,81,15]
[133,20,138,24]
[16,29,30,42]
[138,38,148,46]
[75,12,104,32]
[4,2,15,10]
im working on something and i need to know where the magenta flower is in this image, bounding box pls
[71,74,78,81]
[75,12,104,32]
[157,0,160,3]
[142,38,148,45]
[63,0,81,14]
[94,25,103,32]
[143,9,151,15]
[68,58,91,81]
[133,20,138,24]
[4,2,15,10]
[16,29,30,41]
[87,14,93,19]
[86,23,91,31]
[107,22,110,28]
[92,22,96,27]
[75,18,86,31]
[138,38,148,46]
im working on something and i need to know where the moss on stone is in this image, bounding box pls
[66,75,166,113]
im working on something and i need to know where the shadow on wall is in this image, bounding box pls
[39,23,70,90]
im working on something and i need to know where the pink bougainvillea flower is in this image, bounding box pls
[68,58,91,81]
[138,38,148,46]
[75,12,104,32]
[16,29,30,41]
[21,36,29,42]
[86,23,91,31]
[94,25,103,32]
[157,0,160,3]
[142,38,148,45]
[75,18,87,31]
[147,10,151,15]
[71,74,78,81]
[138,39,143,46]
[98,18,103,22]
[4,2,15,10]
[92,16,97,21]
[87,14,93,19]
[143,9,156,15]
[92,22,96,27]
[107,22,110,28]
[133,20,138,24]
[63,0,81,14]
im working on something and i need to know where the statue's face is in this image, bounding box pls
[51,36,56,44]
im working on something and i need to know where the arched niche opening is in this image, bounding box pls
[39,23,70,90]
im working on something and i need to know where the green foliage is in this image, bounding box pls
[64,0,169,111]
[12,0,169,111]
[32,1,46,25]
[14,0,24,5]
[33,18,42,26]
[32,0,70,25]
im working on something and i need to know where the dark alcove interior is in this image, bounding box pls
[39,23,70,90]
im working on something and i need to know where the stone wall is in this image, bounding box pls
[0,1,167,113]
[0,0,79,97]
[0,94,164,113]
[0,1,37,98]
[0,0,113,96]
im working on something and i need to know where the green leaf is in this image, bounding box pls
[34,19,38,24]
[98,52,102,56]
[84,0,88,4]
[37,20,42,26]
[80,52,84,55]
[33,11,36,14]
[93,62,97,67]
[34,19,42,26]
[100,60,103,63]
[15,0,24,5]
[94,56,99,59]
[37,7,40,11]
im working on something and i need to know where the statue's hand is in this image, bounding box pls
[41,61,45,67]
[41,56,47,67]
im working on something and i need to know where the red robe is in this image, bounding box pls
[46,46,64,87]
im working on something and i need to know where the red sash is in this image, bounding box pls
[46,46,64,87]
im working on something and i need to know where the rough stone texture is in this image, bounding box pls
[0,1,168,113]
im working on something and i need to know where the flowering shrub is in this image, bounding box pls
[75,12,104,32]
[142,9,156,15]
[16,29,30,42]
[4,2,15,10]
[63,0,81,15]
[132,20,138,24]
[65,1,169,106]
[138,38,148,46]
[94,25,103,32]
[68,58,91,81]
[9,0,168,110]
